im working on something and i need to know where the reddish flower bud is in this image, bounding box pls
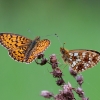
[51,67,62,78]
[56,78,65,86]
[50,54,57,63]
[41,90,53,99]
[69,67,77,77]
[37,53,44,59]
[76,75,84,86]
[76,87,84,98]
[51,63,58,69]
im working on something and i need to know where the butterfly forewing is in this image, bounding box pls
[0,33,31,50]
[25,39,50,63]
[60,48,100,73]
[0,33,50,63]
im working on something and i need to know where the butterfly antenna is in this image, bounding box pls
[54,33,63,47]
[42,33,57,38]
[27,29,37,37]
[45,34,56,37]
[63,43,65,48]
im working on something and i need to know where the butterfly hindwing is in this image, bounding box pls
[60,48,100,73]
[68,50,100,72]
[8,45,30,62]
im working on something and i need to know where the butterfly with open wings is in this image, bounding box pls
[0,33,50,63]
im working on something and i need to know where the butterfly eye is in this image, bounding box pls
[35,36,40,42]
[60,48,65,54]
[62,50,65,54]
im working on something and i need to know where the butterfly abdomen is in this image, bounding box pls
[25,40,38,61]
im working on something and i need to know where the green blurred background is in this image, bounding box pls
[0,0,100,100]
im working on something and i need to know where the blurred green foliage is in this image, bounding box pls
[0,0,100,100]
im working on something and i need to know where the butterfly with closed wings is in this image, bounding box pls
[60,45,100,73]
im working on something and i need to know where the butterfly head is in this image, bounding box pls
[60,43,69,55]
[60,47,66,54]
[35,36,40,42]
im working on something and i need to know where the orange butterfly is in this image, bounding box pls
[60,46,100,73]
[0,33,50,63]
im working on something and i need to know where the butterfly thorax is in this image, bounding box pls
[25,36,40,61]
[60,47,70,63]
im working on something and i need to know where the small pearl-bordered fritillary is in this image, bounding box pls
[0,33,50,63]
[60,46,100,73]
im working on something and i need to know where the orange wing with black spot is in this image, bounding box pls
[8,45,30,62]
[26,39,50,63]
[0,33,50,63]
[0,33,31,50]
[0,33,32,62]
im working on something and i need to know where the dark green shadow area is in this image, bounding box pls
[0,0,100,100]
